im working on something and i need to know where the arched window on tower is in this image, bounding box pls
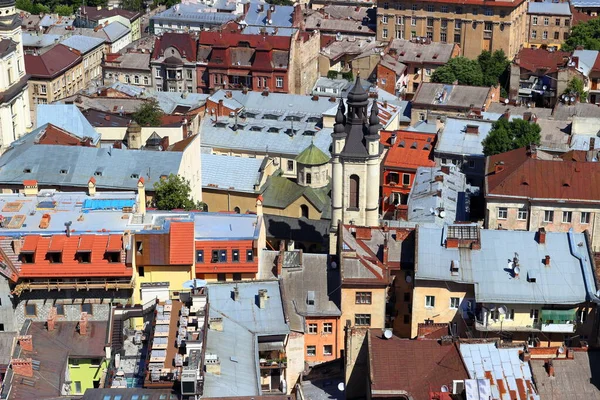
[350,175,360,209]
[300,204,309,219]
[306,173,312,185]
[234,206,241,214]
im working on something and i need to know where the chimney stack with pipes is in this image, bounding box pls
[88,177,97,197]
[17,335,33,352]
[79,312,89,335]
[537,227,546,245]
[11,359,33,377]
[47,307,57,331]
[258,289,268,309]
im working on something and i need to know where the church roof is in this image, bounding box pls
[296,143,330,166]
[347,76,368,104]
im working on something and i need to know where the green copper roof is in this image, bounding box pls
[295,143,330,166]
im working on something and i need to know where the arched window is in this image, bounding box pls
[350,175,360,209]
[300,204,309,219]
[234,206,240,214]
[306,173,312,185]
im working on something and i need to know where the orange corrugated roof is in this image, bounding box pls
[23,180,38,186]
[169,221,194,265]
[381,130,436,170]
[106,234,122,251]
[19,234,131,278]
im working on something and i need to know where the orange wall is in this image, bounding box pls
[304,316,340,362]
[195,239,258,274]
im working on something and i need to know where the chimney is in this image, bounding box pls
[465,124,479,134]
[113,141,123,149]
[88,177,97,197]
[160,136,169,150]
[47,307,57,331]
[590,137,596,151]
[137,178,146,216]
[546,359,555,377]
[243,1,250,14]
[544,255,551,266]
[209,317,223,331]
[233,286,240,301]
[440,165,450,175]
[293,3,302,26]
[23,180,38,196]
[256,195,263,216]
[383,239,389,265]
[126,122,142,149]
[494,162,505,174]
[79,312,88,335]
[258,289,268,309]
[205,354,221,375]
[225,91,232,98]
[277,240,285,276]
[537,227,546,245]
[390,132,397,146]
[262,90,269,96]
[242,87,248,95]
[11,358,33,378]
[17,335,33,352]
[502,109,510,120]
[12,239,22,256]
[311,95,319,101]
[266,7,272,23]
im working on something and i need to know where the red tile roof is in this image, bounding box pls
[486,146,600,202]
[19,234,129,278]
[25,44,81,79]
[152,32,197,62]
[368,330,468,400]
[514,48,570,74]
[169,221,194,265]
[381,131,436,170]
[593,52,600,73]
[571,5,595,26]
[198,31,291,50]
[417,323,449,339]
[79,5,141,22]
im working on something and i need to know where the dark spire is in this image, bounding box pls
[333,98,346,135]
[368,101,381,136]
[347,76,368,105]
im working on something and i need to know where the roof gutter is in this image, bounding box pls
[568,228,600,304]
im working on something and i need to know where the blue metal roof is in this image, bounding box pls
[416,226,597,305]
[528,1,571,15]
[152,3,236,24]
[36,104,101,145]
[22,33,61,48]
[102,21,130,42]
[82,198,136,211]
[202,153,262,193]
[570,0,600,7]
[60,35,105,54]
[435,118,494,156]
[573,49,599,77]
[193,213,260,240]
[244,3,294,27]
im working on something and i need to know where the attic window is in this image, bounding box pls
[423,144,431,150]
[451,260,459,276]
[242,112,258,118]
[263,114,280,120]
[267,127,281,133]
[399,51,405,56]
[285,115,302,122]
[416,53,422,58]
[307,291,315,306]
[285,129,297,135]
[23,168,31,173]
[238,41,251,47]
[307,117,322,123]
[131,173,139,179]
[303,130,316,136]
[410,142,417,149]
[427,137,432,142]
[59,169,68,175]
[562,182,570,187]
[399,140,405,148]
[250,126,263,132]
[214,122,227,128]
[433,53,439,59]
[94,170,103,176]
[76,251,91,263]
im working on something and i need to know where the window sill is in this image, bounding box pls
[346,207,360,212]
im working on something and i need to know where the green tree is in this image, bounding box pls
[122,0,143,11]
[16,0,35,13]
[564,77,587,101]
[153,174,205,211]
[266,0,293,5]
[132,100,164,127]
[431,57,484,86]
[482,118,542,156]
[54,4,73,16]
[35,3,51,13]
[563,18,600,51]
[478,49,509,87]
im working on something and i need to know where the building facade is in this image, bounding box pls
[102,51,152,87]
[376,0,528,59]
[152,32,197,93]
[60,35,105,88]
[526,2,572,50]
[77,6,142,42]
[0,0,32,152]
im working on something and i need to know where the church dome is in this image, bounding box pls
[295,143,330,166]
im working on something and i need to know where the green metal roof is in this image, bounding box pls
[295,143,330,166]
[261,174,331,216]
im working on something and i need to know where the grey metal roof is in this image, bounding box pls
[21,33,61,49]
[279,251,341,332]
[59,35,104,54]
[242,26,297,36]
[202,153,262,193]
[0,332,16,365]
[416,226,598,304]
[435,117,493,156]
[460,343,540,400]
[573,49,599,77]
[388,39,456,64]
[407,165,470,226]
[413,83,491,109]
[207,281,290,335]
[405,120,438,133]
[0,129,187,191]
[152,3,236,24]
[102,21,130,42]
[528,1,572,15]
[36,104,101,144]
[244,3,294,28]
[109,82,210,113]
[193,212,260,240]
[570,0,600,7]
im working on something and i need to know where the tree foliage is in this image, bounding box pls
[153,174,205,211]
[482,118,542,156]
[563,18,600,51]
[122,0,143,11]
[54,4,73,16]
[564,77,587,101]
[431,57,484,86]
[266,0,294,5]
[478,50,510,87]
[132,100,164,127]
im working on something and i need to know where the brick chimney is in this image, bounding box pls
[590,137,596,151]
[293,3,302,26]
[243,1,250,14]
[160,136,169,150]
[11,358,33,377]
[544,255,551,266]
[277,240,285,277]
[465,124,479,134]
[47,307,57,331]
[440,165,450,175]
[546,359,555,377]
[88,177,96,197]
[383,239,389,265]
[17,335,33,352]
[79,312,89,335]
[537,227,546,244]
[258,289,268,309]
[232,285,240,301]
[256,195,263,216]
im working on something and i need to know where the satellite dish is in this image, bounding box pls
[441,385,449,393]
[489,305,497,312]
[498,305,507,315]
[439,210,446,218]
[570,96,576,103]
[543,85,547,90]
[558,346,565,354]
[514,266,521,276]
[504,98,509,104]
[331,261,338,269]
[405,275,412,283]
[383,329,393,339]
[338,382,345,392]
[429,207,435,215]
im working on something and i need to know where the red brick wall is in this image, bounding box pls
[377,64,397,95]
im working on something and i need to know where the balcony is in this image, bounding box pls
[540,322,575,333]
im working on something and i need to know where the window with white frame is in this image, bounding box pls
[155,69,161,78]
[308,323,317,334]
[531,30,537,39]
[544,17,549,25]
[307,346,316,356]
[397,15,404,25]
[411,17,416,26]
[581,212,591,224]
[382,28,388,38]
[532,16,538,25]
[562,211,572,223]
[450,297,460,309]
[425,295,435,308]
[497,207,508,219]
[323,322,332,333]
[276,77,283,88]
[544,210,554,222]
[518,208,528,220]
[542,31,548,39]
[382,15,388,24]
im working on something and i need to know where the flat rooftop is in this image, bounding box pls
[193,213,260,240]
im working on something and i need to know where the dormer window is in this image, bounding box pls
[20,252,34,263]
[76,251,91,263]
[47,251,62,263]
[307,291,315,306]
[23,168,31,173]
[131,173,139,179]
[105,251,120,263]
